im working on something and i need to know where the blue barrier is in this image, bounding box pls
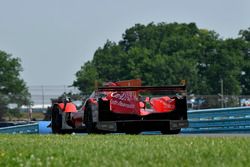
[183,106,250,133]
[39,121,52,134]
[0,122,39,134]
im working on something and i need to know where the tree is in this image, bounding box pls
[74,23,249,96]
[0,51,30,120]
[239,28,250,42]
[73,61,99,94]
[239,27,250,94]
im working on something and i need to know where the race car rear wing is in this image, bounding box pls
[97,85,186,93]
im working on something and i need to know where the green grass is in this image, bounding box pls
[0,134,250,167]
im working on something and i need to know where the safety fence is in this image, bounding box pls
[0,122,39,134]
[28,85,80,105]
[183,106,250,133]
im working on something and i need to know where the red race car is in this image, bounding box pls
[51,79,188,134]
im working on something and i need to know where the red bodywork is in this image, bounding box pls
[56,102,83,127]
[102,91,176,116]
[57,103,78,112]
[93,79,178,116]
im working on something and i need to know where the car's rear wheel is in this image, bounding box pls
[161,129,181,135]
[84,105,97,134]
[125,131,141,135]
[125,127,141,135]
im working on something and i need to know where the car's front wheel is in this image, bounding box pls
[51,106,62,134]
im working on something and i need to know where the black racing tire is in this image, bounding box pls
[125,131,141,135]
[51,106,63,134]
[84,105,97,134]
[125,128,141,135]
[161,129,181,135]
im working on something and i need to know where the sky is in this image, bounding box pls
[0,0,249,86]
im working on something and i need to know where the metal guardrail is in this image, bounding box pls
[183,107,250,133]
[0,122,39,134]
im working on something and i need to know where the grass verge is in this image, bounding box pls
[0,134,250,167]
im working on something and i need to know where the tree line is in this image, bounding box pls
[73,22,250,96]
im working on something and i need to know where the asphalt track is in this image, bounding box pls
[39,121,250,137]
